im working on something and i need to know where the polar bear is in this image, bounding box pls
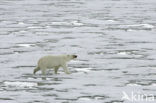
[33,55,77,75]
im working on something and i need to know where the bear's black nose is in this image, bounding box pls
[73,55,77,58]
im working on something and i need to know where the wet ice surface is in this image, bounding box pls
[0,0,156,103]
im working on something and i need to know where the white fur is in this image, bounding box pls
[33,55,77,75]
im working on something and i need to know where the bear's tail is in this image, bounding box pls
[33,66,40,74]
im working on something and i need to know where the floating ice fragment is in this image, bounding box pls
[4,81,37,88]
[51,21,84,26]
[18,22,25,25]
[71,21,84,26]
[27,26,40,29]
[17,43,35,47]
[106,20,116,22]
[19,30,27,33]
[127,29,134,31]
[75,68,92,72]
[51,21,70,25]
[78,97,91,101]
[45,25,50,28]
[127,84,141,87]
[117,52,127,55]
[151,84,156,86]
[141,24,154,28]
[126,24,154,29]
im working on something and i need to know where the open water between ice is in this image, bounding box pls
[0,0,156,103]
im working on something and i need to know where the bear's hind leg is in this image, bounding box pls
[33,67,40,74]
[41,68,46,75]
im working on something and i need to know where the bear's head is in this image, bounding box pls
[66,54,77,61]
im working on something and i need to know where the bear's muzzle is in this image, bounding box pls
[73,55,77,58]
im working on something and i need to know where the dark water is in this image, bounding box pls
[0,0,156,103]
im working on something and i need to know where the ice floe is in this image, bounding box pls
[51,20,84,26]
[71,21,84,26]
[75,68,92,72]
[4,81,37,88]
[18,22,25,25]
[117,52,127,55]
[17,43,35,47]
[127,84,141,87]
[125,24,154,29]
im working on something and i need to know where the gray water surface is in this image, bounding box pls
[0,0,156,103]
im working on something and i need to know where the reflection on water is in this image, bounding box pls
[0,0,156,103]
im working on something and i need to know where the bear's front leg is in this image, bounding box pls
[62,64,70,74]
[54,66,59,74]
